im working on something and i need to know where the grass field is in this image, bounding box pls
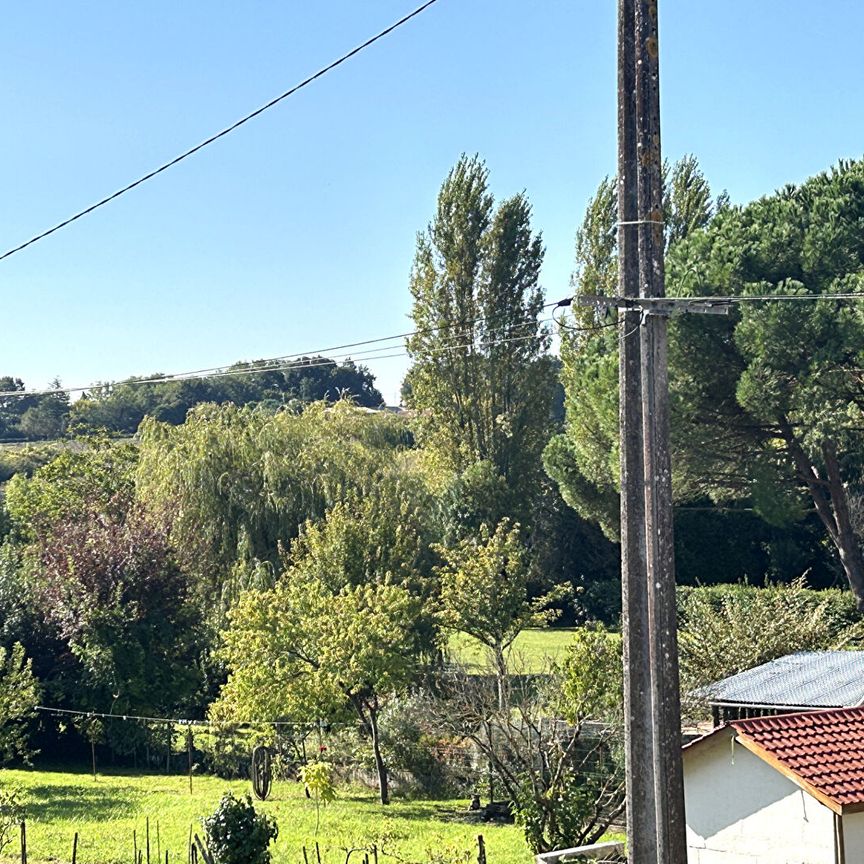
[0,767,528,864]
[447,628,577,673]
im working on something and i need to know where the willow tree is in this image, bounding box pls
[136,401,417,619]
[406,155,556,524]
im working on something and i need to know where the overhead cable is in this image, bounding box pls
[0,299,575,399]
[0,0,441,263]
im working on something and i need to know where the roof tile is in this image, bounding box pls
[732,706,864,808]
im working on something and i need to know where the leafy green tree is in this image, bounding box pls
[436,519,568,706]
[136,401,415,620]
[214,571,419,805]
[406,155,557,525]
[213,485,431,805]
[3,439,137,542]
[545,156,721,539]
[667,159,864,603]
[0,643,39,765]
[70,358,383,436]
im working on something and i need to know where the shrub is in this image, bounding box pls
[202,792,278,864]
[677,580,864,717]
[0,786,25,856]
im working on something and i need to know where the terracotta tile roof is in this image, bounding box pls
[731,706,864,812]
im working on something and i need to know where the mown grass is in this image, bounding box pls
[447,628,577,673]
[0,767,528,864]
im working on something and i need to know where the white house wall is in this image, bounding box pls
[839,810,864,861]
[684,730,835,864]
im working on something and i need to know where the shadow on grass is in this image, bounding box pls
[24,783,141,822]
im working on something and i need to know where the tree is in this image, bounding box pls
[0,643,39,765]
[545,156,721,539]
[666,159,864,604]
[214,572,419,805]
[213,487,432,805]
[69,358,383,436]
[406,155,557,525]
[34,502,201,721]
[136,401,416,621]
[436,519,568,707]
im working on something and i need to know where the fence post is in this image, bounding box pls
[20,820,26,864]
[477,835,486,864]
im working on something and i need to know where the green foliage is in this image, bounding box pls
[215,570,420,724]
[557,628,623,726]
[202,791,278,864]
[547,156,723,539]
[69,358,383,437]
[300,760,336,835]
[678,581,864,711]
[0,377,68,442]
[509,629,625,854]
[406,154,556,522]
[136,401,415,619]
[0,643,39,765]
[0,785,25,856]
[437,520,569,675]
[3,439,137,541]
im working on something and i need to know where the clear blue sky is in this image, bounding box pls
[2,1,862,404]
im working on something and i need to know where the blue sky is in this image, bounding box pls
[2,1,863,404]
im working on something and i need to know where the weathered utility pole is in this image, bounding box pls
[616,0,658,862]
[616,0,687,860]
[633,1,688,860]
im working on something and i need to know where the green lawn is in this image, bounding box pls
[447,628,577,673]
[0,767,528,864]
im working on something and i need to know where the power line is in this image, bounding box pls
[0,300,572,399]
[34,704,351,729]
[0,0,441,264]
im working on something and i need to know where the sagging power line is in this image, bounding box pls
[0,296,600,399]
[0,0,441,264]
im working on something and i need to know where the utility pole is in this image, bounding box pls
[616,0,658,862]
[615,0,689,860]
[633,0,688,859]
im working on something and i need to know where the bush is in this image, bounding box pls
[0,786,25,856]
[677,580,864,717]
[202,792,278,864]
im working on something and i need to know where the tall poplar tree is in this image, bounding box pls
[406,155,556,521]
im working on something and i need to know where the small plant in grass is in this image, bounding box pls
[0,786,25,856]
[203,792,278,864]
[300,760,336,835]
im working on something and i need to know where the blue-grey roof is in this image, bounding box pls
[698,651,864,709]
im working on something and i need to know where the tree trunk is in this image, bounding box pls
[367,700,389,806]
[780,420,864,609]
[493,645,507,712]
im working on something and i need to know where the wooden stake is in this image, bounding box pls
[477,835,486,864]
[20,820,26,864]
[315,842,322,864]
[72,832,79,864]
[303,846,310,864]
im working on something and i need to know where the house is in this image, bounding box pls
[697,651,864,726]
[683,706,864,863]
